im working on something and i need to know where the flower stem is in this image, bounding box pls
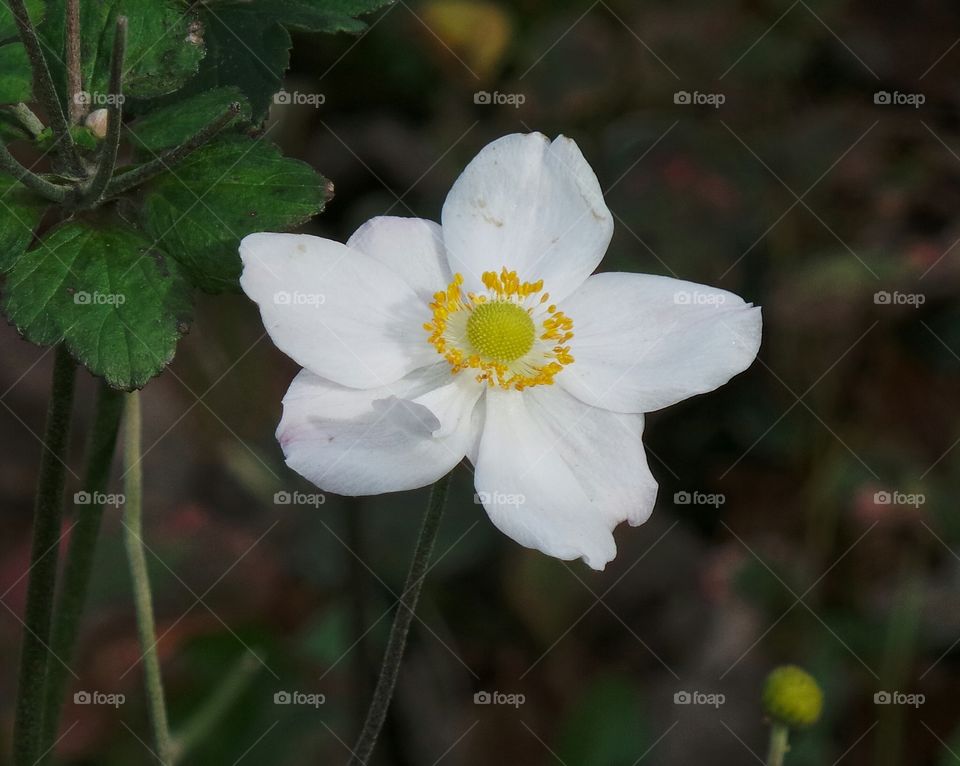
[765,722,791,766]
[106,103,241,199]
[12,345,76,766]
[6,0,83,175]
[65,0,84,124]
[40,383,123,760]
[122,390,174,765]
[0,143,71,202]
[4,103,45,138]
[348,472,452,766]
[78,16,126,207]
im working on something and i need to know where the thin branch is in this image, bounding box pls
[39,383,123,763]
[79,16,126,206]
[122,391,174,765]
[106,103,241,198]
[11,347,76,766]
[6,0,83,175]
[4,103,45,138]
[348,473,452,766]
[65,0,84,123]
[0,142,70,202]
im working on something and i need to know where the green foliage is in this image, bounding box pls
[0,172,46,272]
[185,0,393,120]
[0,0,379,389]
[39,0,204,100]
[557,676,649,766]
[2,222,193,390]
[0,44,31,103]
[140,136,329,293]
[0,0,44,41]
[126,87,251,152]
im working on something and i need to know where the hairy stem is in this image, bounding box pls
[122,391,174,765]
[5,103,45,138]
[6,0,82,175]
[765,723,790,766]
[107,103,241,198]
[0,143,71,202]
[65,0,83,123]
[80,16,126,206]
[12,346,76,766]
[348,473,452,766]
[39,383,123,761]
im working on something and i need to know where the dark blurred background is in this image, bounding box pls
[3,0,960,763]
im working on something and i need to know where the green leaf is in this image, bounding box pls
[267,0,394,33]
[185,0,391,121]
[186,7,291,123]
[0,173,46,272]
[0,44,32,103]
[126,87,251,153]
[557,676,649,766]
[140,135,328,293]
[0,0,45,41]
[2,221,193,389]
[39,0,205,101]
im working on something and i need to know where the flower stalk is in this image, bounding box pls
[12,346,76,766]
[122,390,174,765]
[765,722,790,766]
[79,16,127,207]
[348,472,452,766]
[6,0,83,175]
[40,383,124,761]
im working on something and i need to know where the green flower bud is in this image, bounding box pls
[762,665,823,729]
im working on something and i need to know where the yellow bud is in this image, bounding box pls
[762,665,823,729]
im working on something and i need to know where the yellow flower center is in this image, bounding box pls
[424,268,574,390]
[465,301,535,363]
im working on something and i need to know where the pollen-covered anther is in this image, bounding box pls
[425,269,575,390]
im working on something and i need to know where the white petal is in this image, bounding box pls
[374,373,483,439]
[240,232,435,388]
[474,386,658,570]
[346,216,451,303]
[441,133,612,302]
[558,272,762,413]
[278,365,479,495]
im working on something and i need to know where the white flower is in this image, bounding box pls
[239,133,762,570]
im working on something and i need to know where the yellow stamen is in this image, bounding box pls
[424,269,575,390]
